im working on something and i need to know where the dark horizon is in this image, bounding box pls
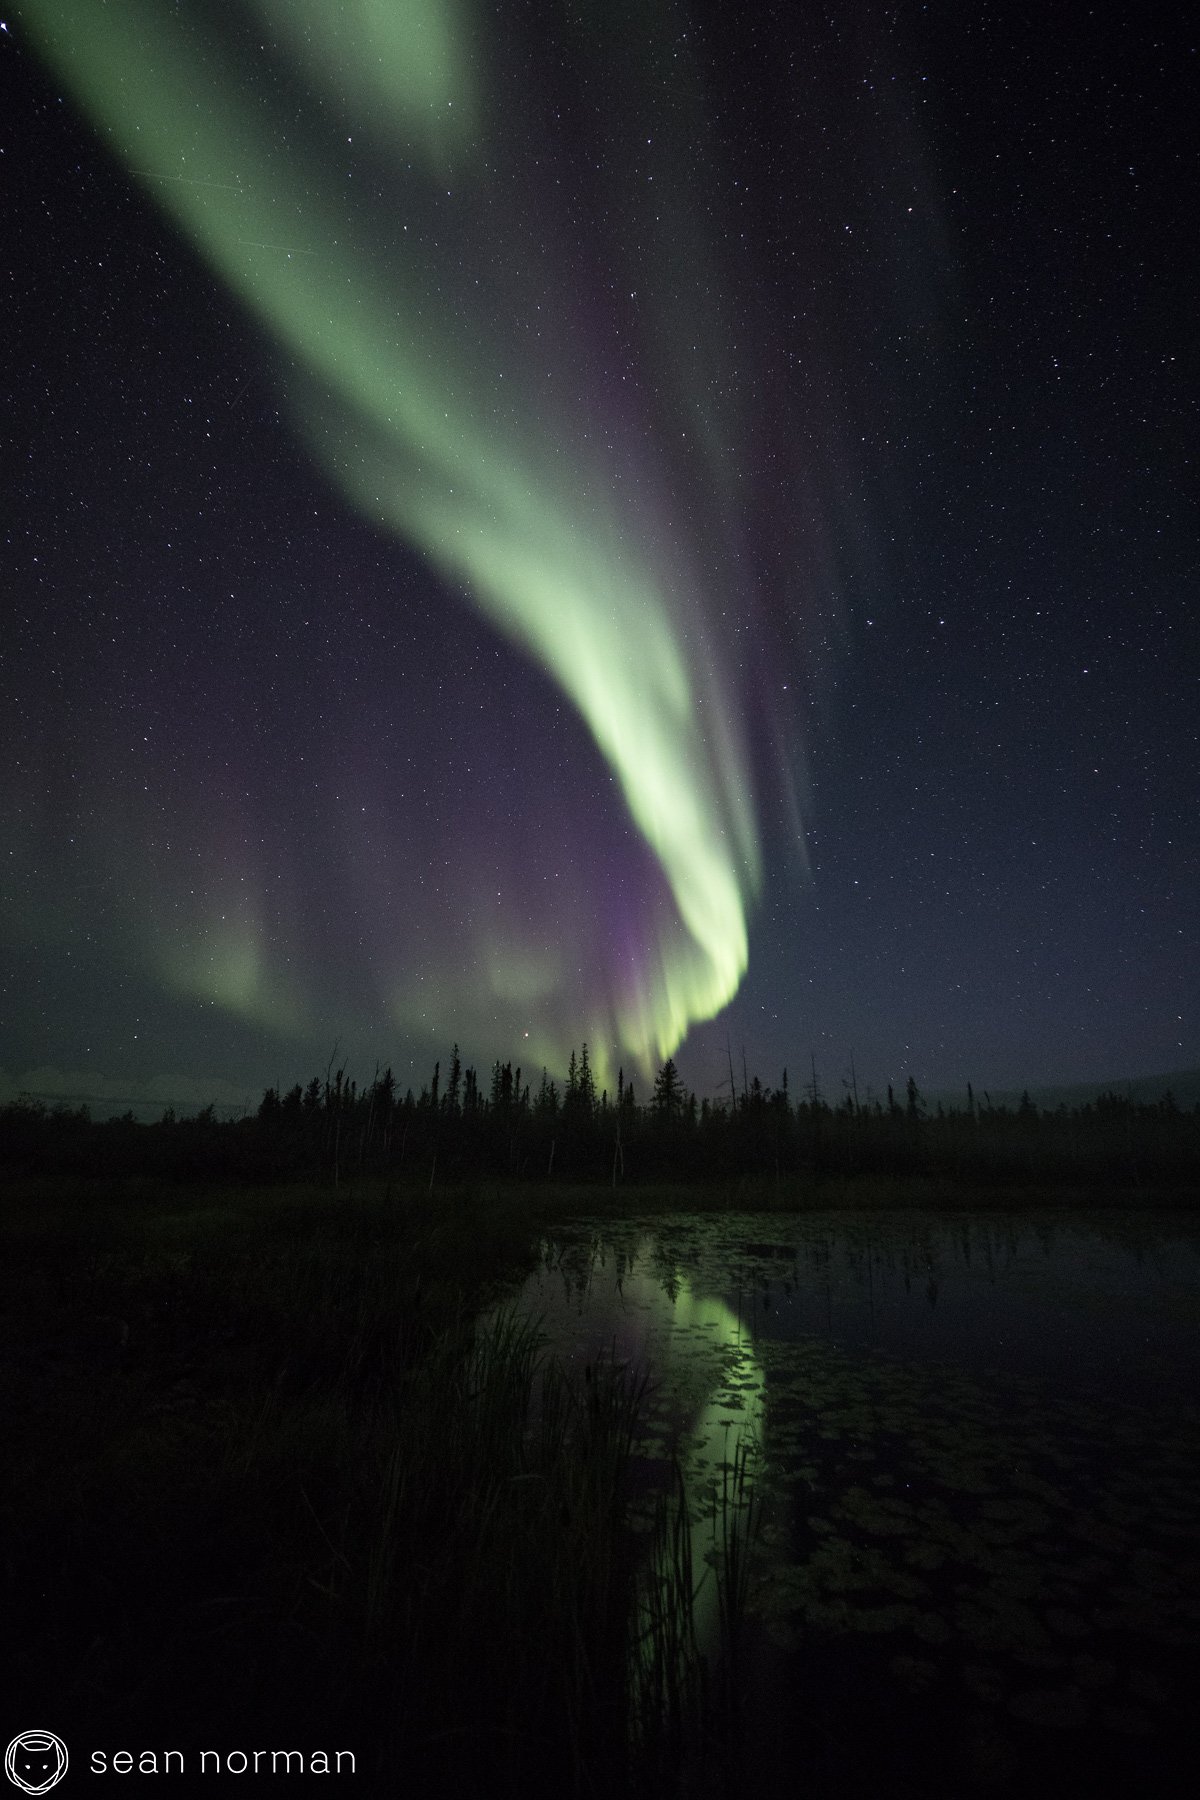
[5,1049,1200,1128]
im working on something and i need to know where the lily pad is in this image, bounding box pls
[889,1653,940,1694]
[1071,1655,1116,1688]
[963,1663,1005,1704]
[1008,1686,1089,1729]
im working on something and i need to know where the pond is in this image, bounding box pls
[499,1209,1200,1796]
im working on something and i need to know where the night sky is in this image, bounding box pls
[3,2,1196,1116]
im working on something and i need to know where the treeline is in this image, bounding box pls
[2,1047,1198,1190]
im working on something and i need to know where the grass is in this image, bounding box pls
[482,1173,1199,1218]
[13,1169,1191,1794]
[0,1174,762,1797]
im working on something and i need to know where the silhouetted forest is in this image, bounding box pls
[3,1047,1198,1190]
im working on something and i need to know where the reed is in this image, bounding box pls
[2,1175,763,1796]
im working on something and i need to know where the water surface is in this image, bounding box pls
[501,1209,1200,1794]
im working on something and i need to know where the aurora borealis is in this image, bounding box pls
[3,2,1195,1109]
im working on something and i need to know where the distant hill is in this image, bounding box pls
[931,1068,1200,1113]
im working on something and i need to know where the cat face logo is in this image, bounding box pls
[4,1733,68,1795]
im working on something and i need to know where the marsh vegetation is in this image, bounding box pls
[515,1209,1200,1794]
[3,1086,1198,1794]
[2,1178,764,1796]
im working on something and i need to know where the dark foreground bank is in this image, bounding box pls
[3,1175,1195,1797]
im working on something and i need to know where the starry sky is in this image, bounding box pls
[3,1,1196,1116]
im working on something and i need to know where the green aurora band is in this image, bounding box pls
[24,0,765,1076]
